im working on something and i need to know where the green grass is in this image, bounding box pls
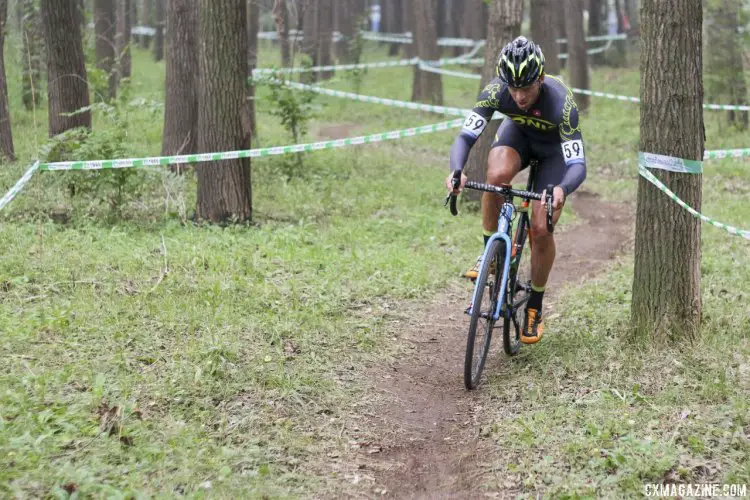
[2,36,750,498]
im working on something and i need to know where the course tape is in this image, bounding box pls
[37,119,465,172]
[0,162,40,211]
[638,165,750,240]
[274,79,473,117]
[413,64,750,112]
[704,148,750,160]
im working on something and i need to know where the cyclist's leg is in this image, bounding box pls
[521,147,566,343]
[528,152,566,289]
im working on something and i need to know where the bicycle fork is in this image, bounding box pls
[467,203,515,322]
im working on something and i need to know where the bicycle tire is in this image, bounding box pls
[464,239,505,390]
[503,214,531,356]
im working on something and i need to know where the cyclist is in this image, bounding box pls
[445,36,587,345]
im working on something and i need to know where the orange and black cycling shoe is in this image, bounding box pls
[463,255,496,281]
[521,307,544,344]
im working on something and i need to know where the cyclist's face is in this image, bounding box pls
[508,77,543,110]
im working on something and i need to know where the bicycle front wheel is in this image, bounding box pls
[464,239,505,390]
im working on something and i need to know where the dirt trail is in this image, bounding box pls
[343,190,633,499]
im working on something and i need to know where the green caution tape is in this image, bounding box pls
[275,79,473,117]
[37,119,464,172]
[0,161,40,211]
[638,164,750,240]
[704,148,750,160]
[639,151,702,174]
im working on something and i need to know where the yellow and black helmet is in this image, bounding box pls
[495,36,545,88]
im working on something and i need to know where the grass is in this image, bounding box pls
[1,35,750,498]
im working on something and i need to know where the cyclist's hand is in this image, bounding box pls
[542,186,566,211]
[445,172,468,194]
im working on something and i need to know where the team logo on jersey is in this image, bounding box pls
[531,109,542,117]
[507,113,556,131]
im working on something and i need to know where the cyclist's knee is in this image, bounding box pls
[530,219,553,242]
[487,146,521,185]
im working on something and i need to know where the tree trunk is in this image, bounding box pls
[410,0,442,104]
[334,0,350,61]
[0,0,14,161]
[41,0,91,136]
[301,0,319,80]
[705,0,747,130]
[459,0,482,55]
[631,0,703,341]
[317,0,333,79]
[531,0,560,75]
[139,0,152,49]
[463,0,523,188]
[116,0,131,81]
[196,0,252,223]
[564,0,589,112]
[152,0,164,61]
[625,0,638,34]
[162,0,198,165]
[247,0,259,137]
[387,0,402,56]
[21,0,42,110]
[95,0,117,99]
[272,0,291,67]
[588,0,604,64]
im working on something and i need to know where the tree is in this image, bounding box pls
[162,0,198,164]
[705,0,747,130]
[272,0,291,67]
[410,0,442,104]
[247,0,259,137]
[463,0,522,187]
[631,0,704,341]
[459,0,483,55]
[152,0,164,61]
[564,0,589,112]
[196,0,252,222]
[116,0,131,81]
[94,0,117,99]
[138,0,153,49]
[587,0,604,64]
[531,0,560,75]
[41,0,91,136]
[386,0,402,56]
[0,0,15,161]
[301,0,319,79]
[21,0,42,110]
[317,0,333,80]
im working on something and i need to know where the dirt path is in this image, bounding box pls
[342,190,633,499]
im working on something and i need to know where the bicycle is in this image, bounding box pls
[446,161,554,390]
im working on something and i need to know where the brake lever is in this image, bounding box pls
[447,170,462,216]
[545,184,555,234]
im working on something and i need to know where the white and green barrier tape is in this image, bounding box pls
[638,163,750,240]
[413,63,750,112]
[556,33,628,43]
[0,161,40,212]
[253,57,419,76]
[704,148,750,159]
[274,79,473,117]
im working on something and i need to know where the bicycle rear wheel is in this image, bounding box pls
[464,239,505,390]
[503,215,531,356]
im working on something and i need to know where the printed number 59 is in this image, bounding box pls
[563,141,581,159]
[465,115,485,131]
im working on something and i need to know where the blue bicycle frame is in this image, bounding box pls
[470,201,515,322]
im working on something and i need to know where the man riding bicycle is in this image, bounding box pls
[446,36,587,345]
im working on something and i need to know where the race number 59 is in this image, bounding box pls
[561,140,584,162]
[461,112,488,138]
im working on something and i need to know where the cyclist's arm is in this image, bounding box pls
[557,94,587,196]
[449,86,498,172]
